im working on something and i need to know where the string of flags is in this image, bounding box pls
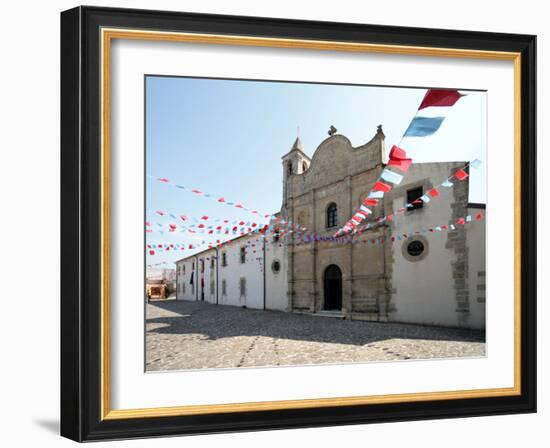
[147,211,484,256]
[349,159,482,234]
[146,212,308,237]
[147,233,272,256]
[149,175,275,220]
[146,158,481,250]
[337,88,467,236]
[148,89,482,257]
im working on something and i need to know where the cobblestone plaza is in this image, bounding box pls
[146,300,485,371]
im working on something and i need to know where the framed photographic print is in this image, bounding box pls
[60,6,536,442]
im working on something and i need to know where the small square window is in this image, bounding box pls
[406,186,424,211]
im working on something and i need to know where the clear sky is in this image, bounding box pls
[146,76,486,268]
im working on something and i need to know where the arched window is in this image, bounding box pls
[326,203,338,228]
[302,161,308,172]
[287,161,293,175]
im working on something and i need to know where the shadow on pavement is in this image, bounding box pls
[146,300,485,346]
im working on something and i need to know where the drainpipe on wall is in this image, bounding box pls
[194,255,199,302]
[263,235,267,310]
[215,247,219,305]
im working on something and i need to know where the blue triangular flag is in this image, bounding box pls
[470,159,482,169]
[380,168,404,185]
[404,116,445,137]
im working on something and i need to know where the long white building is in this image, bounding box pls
[176,225,288,311]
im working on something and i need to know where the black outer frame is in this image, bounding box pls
[60,5,536,442]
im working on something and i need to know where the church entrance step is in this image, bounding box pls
[313,310,345,319]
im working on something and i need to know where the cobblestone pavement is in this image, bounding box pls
[146,300,485,371]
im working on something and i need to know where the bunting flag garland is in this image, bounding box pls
[337,159,478,237]
[150,88,476,249]
[335,88,466,237]
[146,159,481,250]
[147,212,485,257]
[403,116,446,137]
[149,175,276,219]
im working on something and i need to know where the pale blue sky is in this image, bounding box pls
[146,76,486,267]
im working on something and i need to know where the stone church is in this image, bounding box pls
[176,126,486,329]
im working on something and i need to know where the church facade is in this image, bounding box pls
[176,126,485,329]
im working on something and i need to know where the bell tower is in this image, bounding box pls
[281,137,311,211]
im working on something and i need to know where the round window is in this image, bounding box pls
[271,260,281,274]
[407,240,425,257]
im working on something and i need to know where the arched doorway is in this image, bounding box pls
[324,265,342,311]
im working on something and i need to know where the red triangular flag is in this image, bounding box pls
[149,250,155,255]
[388,158,412,172]
[363,198,379,206]
[428,188,440,197]
[388,145,413,172]
[457,217,465,225]
[373,181,392,193]
[475,212,484,221]
[418,89,463,110]
[455,168,469,181]
[388,145,407,160]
